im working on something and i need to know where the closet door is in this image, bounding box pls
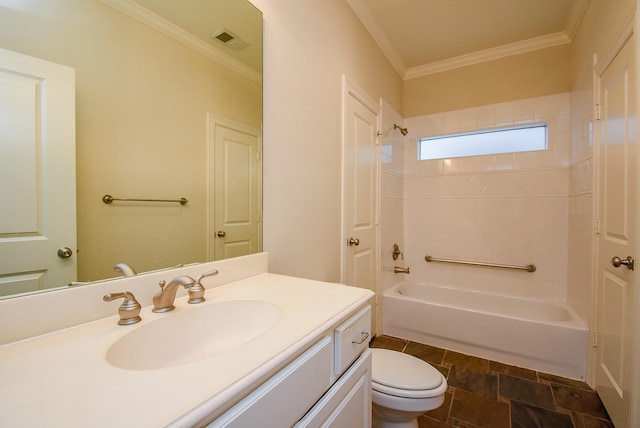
[342,78,379,333]
[594,29,638,428]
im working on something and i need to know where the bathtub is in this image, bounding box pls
[383,281,588,380]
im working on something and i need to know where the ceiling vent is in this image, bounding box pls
[210,29,249,51]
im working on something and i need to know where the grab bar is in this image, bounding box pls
[102,194,188,206]
[425,255,536,272]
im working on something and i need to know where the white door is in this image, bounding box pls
[208,116,262,260]
[342,79,379,332]
[0,48,76,296]
[594,31,637,428]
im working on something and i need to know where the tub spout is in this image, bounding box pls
[394,266,410,274]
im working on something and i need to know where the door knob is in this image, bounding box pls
[57,246,73,258]
[611,256,634,271]
[217,231,226,237]
[348,237,360,246]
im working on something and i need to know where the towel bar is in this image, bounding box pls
[102,194,188,205]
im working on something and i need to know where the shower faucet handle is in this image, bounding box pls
[392,244,404,261]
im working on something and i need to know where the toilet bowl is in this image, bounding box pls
[371,348,448,428]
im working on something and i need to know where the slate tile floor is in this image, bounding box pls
[370,335,614,428]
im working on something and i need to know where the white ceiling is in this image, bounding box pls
[347,0,589,79]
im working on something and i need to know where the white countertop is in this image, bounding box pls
[0,273,372,427]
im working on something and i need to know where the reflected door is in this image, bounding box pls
[209,117,262,260]
[594,32,637,428]
[0,48,76,296]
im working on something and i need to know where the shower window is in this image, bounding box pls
[418,123,547,160]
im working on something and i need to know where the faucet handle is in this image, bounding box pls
[392,244,404,261]
[188,269,219,304]
[187,283,205,304]
[196,269,219,283]
[103,291,142,325]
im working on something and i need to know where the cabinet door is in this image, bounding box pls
[296,349,371,428]
[209,337,332,428]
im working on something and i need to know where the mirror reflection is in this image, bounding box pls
[0,0,263,298]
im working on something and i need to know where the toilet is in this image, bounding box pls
[371,348,448,428]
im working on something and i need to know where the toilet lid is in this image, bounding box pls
[371,348,443,393]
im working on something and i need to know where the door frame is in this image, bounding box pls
[633,11,640,424]
[591,16,640,426]
[340,75,381,331]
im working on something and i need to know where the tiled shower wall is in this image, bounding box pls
[567,53,595,326]
[380,99,405,296]
[401,93,572,301]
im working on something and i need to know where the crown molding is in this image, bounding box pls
[99,0,262,84]
[348,0,579,81]
[346,0,406,77]
[564,0,590,40]
[404,31,571,80]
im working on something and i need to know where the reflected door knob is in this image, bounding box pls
[611,256,634,271]
[216,231,226,237]
[348,237,360,246]
[57,247,73,258]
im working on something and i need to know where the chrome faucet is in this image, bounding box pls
[152,275,195,313]
[114,262,137,277]
[394,266,410,274]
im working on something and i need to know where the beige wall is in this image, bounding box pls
[250,0,402,281]
[0,0,262,281]
[403,44,572,117]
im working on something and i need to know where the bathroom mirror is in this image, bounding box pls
[0,0,262,298]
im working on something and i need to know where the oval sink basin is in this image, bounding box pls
[106,300,284,370]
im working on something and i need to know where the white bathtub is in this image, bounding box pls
[383,281,588,380]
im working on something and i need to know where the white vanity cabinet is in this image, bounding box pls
[0,254,376,428]
[207,305,372,428]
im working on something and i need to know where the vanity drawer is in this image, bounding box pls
[208,337,332,428]
[333,305,371,375]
